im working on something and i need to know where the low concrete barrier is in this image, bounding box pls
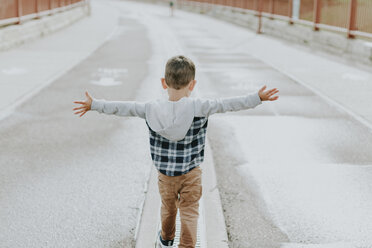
[176,1,372,67]
[149,0,370,67]
[0,2,89,51]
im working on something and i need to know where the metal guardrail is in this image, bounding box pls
[0,0,87,27]
[180,0,372,39]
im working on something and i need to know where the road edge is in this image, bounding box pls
[202,140,230,248]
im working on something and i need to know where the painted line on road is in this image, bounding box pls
[247,52,372,133]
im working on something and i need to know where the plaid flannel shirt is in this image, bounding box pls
[146,117,208,176]
[90,91,262,177]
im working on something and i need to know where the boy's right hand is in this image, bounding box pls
[73,91,93,117]
[258,85,279,101]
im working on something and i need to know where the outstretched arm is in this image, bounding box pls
[73,91,146,118]
[194,85,279,117]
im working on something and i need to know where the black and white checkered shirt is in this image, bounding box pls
[91,92,262,177]
[146,117,208,176]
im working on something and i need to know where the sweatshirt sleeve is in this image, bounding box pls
[194,91,262,117]
[90,98,146,119]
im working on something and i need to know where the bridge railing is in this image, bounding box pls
[0,0,87,27]
[181,0,372,39]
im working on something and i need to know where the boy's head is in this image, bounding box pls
[162,55,196,90]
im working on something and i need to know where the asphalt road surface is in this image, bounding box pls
[1,1,371,247]
[0,14,152,248]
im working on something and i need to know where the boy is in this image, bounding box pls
[73,55,279,248]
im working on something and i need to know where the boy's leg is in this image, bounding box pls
[158,172,178,241]
[178,167,202,248]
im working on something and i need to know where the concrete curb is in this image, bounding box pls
[135,166,161,248]
[0,2,89,52]
[202,140,230,248]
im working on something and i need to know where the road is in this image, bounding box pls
[0,7,153,247]
[1,0,372,247]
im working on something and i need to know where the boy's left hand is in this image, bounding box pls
[258,85,279,101]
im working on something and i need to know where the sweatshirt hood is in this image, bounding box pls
[145,97,195,142]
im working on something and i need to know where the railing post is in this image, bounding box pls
[313,0,321,31]
[347,0,357,38]
[257,0,262,34]
[243,0,247,9]
[16,0,22,24]
[35,0,40,19]
[288,0,293,24]
[269,0,274,19]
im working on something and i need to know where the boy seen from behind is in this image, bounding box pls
[73,55,279,248]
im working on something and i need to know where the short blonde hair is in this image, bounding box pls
[165,55,195,90]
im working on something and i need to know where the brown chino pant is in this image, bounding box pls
[157,166,202,248]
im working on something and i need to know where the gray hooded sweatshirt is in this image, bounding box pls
[90,91,262,141]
